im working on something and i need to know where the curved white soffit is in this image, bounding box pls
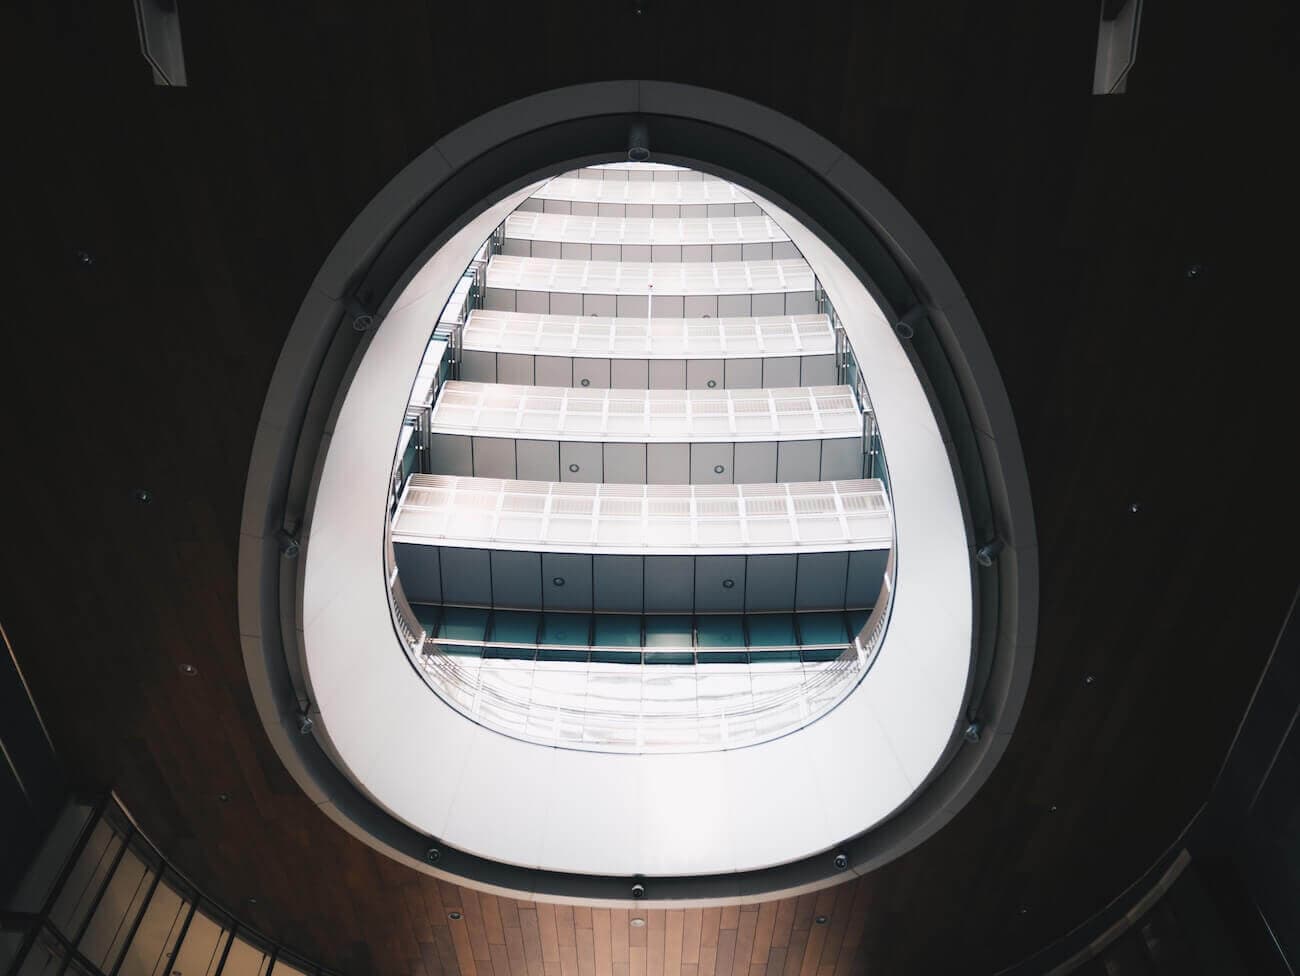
[299,173,972,878]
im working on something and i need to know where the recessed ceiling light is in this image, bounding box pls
[179,663,198,677]
[448,911,463,921]
[814,915,829,925]
[630,918,646,928]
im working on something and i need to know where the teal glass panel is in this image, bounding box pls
[537,648,589,663]
[802,647,850,663]
[590,650,641,665]
[438,606,488,642]
[412,604,441,637]
[846,609,870,637]
[594,614,642,647]
[695,615,745,648]
[643,615,693,648]
[401,431,419,482]
[746,613,796,647]
[484,646,536,660]
[644,651,694,665]
[697,651,748,664]
[491,610,540,644]
[540,613,592,645]
[796,612,848,645]
[441,644,480,656]
[749,649,800,663]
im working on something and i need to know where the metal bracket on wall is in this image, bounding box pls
[1093,0,1143,94]
[133,0,188,86]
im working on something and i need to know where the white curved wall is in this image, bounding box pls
[299,172,971,877]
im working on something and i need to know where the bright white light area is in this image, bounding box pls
[485,255,814,296]
[461,310,835,359]
[392,475,892,554]
[427,381,864,442]
[299,168,971,877]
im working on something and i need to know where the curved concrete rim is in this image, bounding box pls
[237,80,1038,906]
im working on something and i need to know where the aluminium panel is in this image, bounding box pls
[541,553,594,610]
[644,556,695,612]
[795,552,849,610]
[490,550,543,609]
[694,556,747,612]
[439,548,493,606]
[516,440,560,482]
[593,555,643,612]
[393,542,442,604]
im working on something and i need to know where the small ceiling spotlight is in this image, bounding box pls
[713,464,726,474]
[297,714,314,735]
[721,578,735,589]
[1185,263,1204,279]
[630,917,646,928]
[131,487,153,505]
[552,577,566,587]
[627,122,650,162]
[247,897,258,906]
[631,882,646,899]
[1128,501,1141,514]
[1084,674,1096,686]
[833,852,849,872]
[975,539,1003,567]
[74,249,95,267]
[814,915,829,926]
[178,663,198,677]
[426,846,441,863]
[351,313,374,333]
[218,792,230,803]
[963,721,982,744]
[1048,804,1059,813]
[448,911,462,921]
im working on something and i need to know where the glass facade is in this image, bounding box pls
[1,800,329,976]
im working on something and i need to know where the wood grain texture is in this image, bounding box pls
[3,0,1297,974]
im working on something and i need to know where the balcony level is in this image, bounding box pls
[458,310,838,390]
[390,474,890,612]
[483,255,817,318]
[425,381,867,484]
[564,162,701,181]
[501,211,798,263]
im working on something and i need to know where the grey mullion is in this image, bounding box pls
[158,896,199,976]
[108,862,164,976]
[210,923,237,976]
[58,823,136,976]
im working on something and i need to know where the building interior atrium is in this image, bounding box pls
[3,1,1298,974]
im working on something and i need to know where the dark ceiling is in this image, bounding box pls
[5,0,1299,973]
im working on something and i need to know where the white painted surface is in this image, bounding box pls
[462,310,835,359]
[299,171,971,876]
[486,255,814,296]
[428,381,863,442]
[393,475,891,555]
